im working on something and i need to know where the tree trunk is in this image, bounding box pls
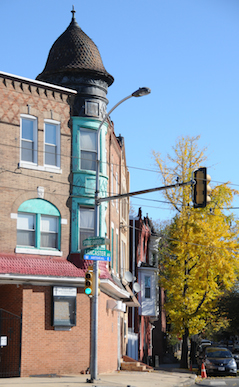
[180,327,189,369]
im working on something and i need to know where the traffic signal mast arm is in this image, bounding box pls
[96,180,194,204]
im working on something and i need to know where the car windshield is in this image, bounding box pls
[206,348,232,358]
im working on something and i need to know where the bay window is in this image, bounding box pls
[80,129,97,171]
[79,207,94,249]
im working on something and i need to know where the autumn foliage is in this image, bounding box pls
[153,136,239,367]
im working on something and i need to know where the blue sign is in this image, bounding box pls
[84,254,111,262]
[84,248,111,257]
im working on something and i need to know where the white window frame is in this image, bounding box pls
[144,275,151,299]
[44,119,61,169]
[111,222,114,271]
[111,163,114,206]
[16,212,62,256]
[17,213,36,247]
[40,215,59,249]
[80,128,97,171]
[79,207,94,250]
[116,172,118,210]
[20,114,38,166]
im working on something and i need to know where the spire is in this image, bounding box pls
[71,5,76,21]
[36,6,114,86]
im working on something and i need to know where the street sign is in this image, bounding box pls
[82,237,110,248]
[84,254,111,262]
[84,248,111,257]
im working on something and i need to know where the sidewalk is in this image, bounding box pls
[0,368,197,387]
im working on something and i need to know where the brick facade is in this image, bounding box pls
[0,72,126,377]
[0,74,72,255]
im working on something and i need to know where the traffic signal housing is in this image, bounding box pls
[193,167,211,208]
[84,266,93,296]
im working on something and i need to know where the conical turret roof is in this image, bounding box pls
[36,9,114,86]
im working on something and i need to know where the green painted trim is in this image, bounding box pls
[18,199,60,216]
[18,199,61,251]
[72,116,109,131]
[71,116,108,174]
[71,199,79,252]
[71,116,109,253]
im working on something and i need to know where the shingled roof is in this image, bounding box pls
[0,253,113,281]
[36,9,114,86]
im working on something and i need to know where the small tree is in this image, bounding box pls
[154,136,239,368]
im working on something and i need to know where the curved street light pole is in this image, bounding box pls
[91,87,151,382]
[94,87,151,235]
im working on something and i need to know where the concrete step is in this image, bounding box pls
[121,362,147,372]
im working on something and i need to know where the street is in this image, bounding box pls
[196,377,239,387]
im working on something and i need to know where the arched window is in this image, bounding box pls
[16,199,61,255]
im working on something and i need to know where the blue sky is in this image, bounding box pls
[1,0,239,223]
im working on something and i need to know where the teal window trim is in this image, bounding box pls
[78,206,94,250]
[17,199,61,251]
[18,198,60,216]
[71,117,108,176]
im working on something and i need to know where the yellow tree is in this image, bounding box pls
[153,136,239,368]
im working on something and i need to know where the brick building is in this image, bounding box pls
[0,9,136,378]
[128,208,159,365]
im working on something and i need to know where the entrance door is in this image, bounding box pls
[0,309,21,377]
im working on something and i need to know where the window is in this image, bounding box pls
[16,199,61,255]
[111,164,114,195]
[79,207,94,249]
[17,213,58,249]
[116,172,118,210]
[122,198,127,220]
[116,229,118,273]
[41,216,58,248]
[20,115,37,163]
[80,129,97,171]
[17,213,35,247]
[52,287,76,329]
[44,121,60,167]
[111,225,114,270]
[121,240,126,277]
[145,276,151,299]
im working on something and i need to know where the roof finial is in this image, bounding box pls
[71,5,76,20]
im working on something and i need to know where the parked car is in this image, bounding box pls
[232,347,239,369]
[201,339,212,346]
[198,346,237,376]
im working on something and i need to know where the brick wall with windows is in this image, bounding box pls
[105,121,130,278]
[19,286,117,376]
[0,72,122,376]
[0,73,75,256]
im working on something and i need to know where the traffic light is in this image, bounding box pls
[84,266,93,296]
[193,167,211,208]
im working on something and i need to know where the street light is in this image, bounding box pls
[90,87,151,382]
